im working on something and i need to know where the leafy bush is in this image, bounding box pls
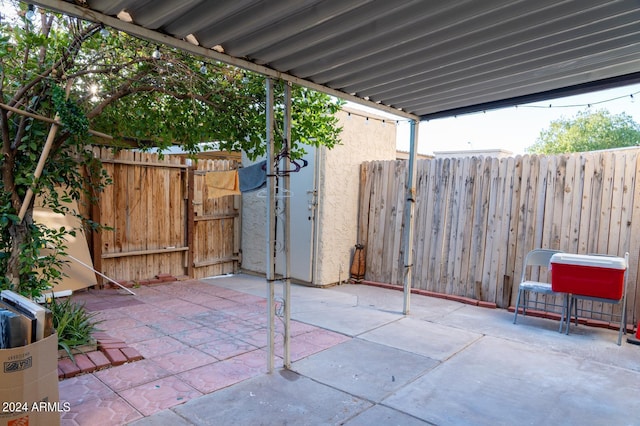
[47,297,102,360]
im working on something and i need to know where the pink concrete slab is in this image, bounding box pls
[109,325,165,344]
[94,359,171,391]
[197,297,243,310]
[99,316,144,331]
[114,302,159,316]
[226,293,267,305]
[178,349,270,394]
[119,376,202,416]
[91,308,130,322]
[127,310,181,324]
[130,336,190,358]
[210,318,263,335]
[197,286,245,298]
[178,303,215,316]
[61,394,143,426]
[171,327,230,346]
[234,328,268,348]
[149,298,208,313]
[150,318,203,335]
[186,311,230,327]
[151,347,217,374]
[59,373,116,406]
[196,335,259,360]
[127,286,164,296]
[219,304,266,319]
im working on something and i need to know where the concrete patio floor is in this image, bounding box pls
[59,274,640,425]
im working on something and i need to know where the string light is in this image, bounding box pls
[199,62,207,74]
[152,46,161,59]
[343,108,406,125]
[519,90,640,110]
[99,25,110,37]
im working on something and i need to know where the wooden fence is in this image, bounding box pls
[358,148,640,324]
[87,147,240,284]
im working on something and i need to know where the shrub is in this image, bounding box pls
[47,297,102,360]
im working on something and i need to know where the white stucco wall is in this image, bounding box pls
[313,109,396,285]
[240,107,396,286]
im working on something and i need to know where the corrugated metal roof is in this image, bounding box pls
[32,0,640,120]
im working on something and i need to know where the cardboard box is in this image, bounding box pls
[550,253,626,300]
[0,333,61,426]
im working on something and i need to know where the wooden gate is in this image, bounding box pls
[89,147,239,284]
[191,159,241,279]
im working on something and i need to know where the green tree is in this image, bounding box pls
[0,2,343,297]
[527,109,640,154]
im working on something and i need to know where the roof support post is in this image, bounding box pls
[282,82,292,369]
[265,78,276,373]
[403,119,419,314]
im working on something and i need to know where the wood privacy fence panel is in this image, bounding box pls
[359,149,640,324]
[90,147,239,283]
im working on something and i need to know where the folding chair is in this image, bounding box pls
[513,249,564,331]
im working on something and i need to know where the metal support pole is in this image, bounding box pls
[265,78,276,373]
[283,82,292,369]
[403,120,419,314]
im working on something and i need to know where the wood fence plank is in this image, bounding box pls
[468,158,489,299]
[439,158,456,292]
[507,156,523,307]
[614,150,636,324]
[578,153,595,254]
[431,158,448,294]
[512,155,534,303]
[493,157,511,307]
[565,154,582,254]
[448,157,466,296]
[607,152,626,255]
[415,160,430,289]
[456,157,475,297]
[482,157,499,302]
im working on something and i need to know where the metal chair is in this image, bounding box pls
[513,249,564,330]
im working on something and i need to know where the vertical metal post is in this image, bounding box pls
[265,78,276,373]
[283,82,292,368]
[403,120,419,314]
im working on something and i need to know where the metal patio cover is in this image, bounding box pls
[34,0,640,120]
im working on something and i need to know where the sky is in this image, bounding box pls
[348,82,640,156]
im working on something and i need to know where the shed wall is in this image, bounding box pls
[240,108,397,285]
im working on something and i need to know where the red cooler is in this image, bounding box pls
[550,253,626,300]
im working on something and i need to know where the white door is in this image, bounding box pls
[275,148,316,283]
